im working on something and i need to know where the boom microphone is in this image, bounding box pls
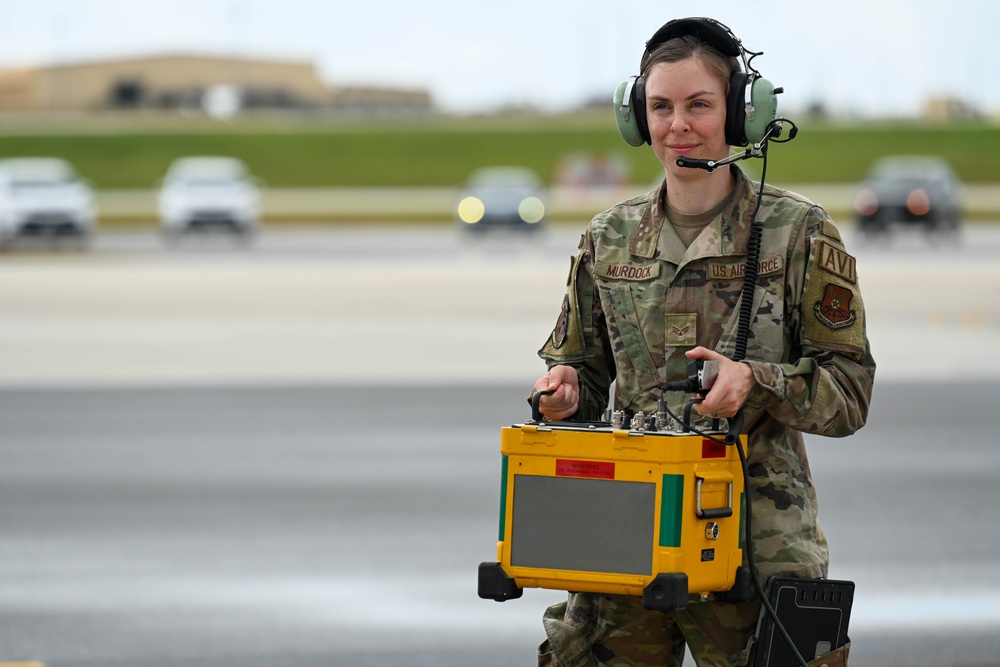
[675,152,746,173]
[676,118,798,173]
[675,156,716,171]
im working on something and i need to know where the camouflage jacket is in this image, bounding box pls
[538,167,876,578]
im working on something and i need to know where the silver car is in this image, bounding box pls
[158,156,260,241]
[0,157,96,247]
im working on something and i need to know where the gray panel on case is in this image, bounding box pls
[510,475,655,575]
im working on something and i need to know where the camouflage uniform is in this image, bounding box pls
[536,167,875,666]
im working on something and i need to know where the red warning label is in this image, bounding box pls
[702,439,726,459]
[556,459,615,479]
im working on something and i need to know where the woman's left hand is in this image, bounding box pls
[684,347,755,419]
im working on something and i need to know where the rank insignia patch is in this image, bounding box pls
[814,283,857,330]
[666,313,698,347]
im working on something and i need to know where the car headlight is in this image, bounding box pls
[518,196,545,224]
[906,188,931,216]
[458,196,485,224]
[853,189,878,216]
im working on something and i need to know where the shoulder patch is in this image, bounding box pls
[813,283,857,330]
[816,241,857,284]
[539,251,592,361]
[803,238,866,355]
[552,294,570,348]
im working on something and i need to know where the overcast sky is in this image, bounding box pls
[2,0,995,118]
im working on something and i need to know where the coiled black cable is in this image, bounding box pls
[661,124,812,666]
[732,141,768,364]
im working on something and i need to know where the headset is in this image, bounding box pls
[614,17,779,148]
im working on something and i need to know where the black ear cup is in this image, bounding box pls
[633,80,649,146]
[726,71,750,147]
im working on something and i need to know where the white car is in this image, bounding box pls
[158,156,260,240]
[0,157,96,246]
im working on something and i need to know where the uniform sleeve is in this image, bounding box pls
[742,207,876,437]
[537,230,616,421]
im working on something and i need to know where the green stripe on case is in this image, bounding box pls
[739,492,745,549]
[498,455,509,541]
[659,474,684,547]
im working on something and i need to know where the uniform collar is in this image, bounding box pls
[629,166,755,263]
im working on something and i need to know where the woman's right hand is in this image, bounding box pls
[531,365,580,420]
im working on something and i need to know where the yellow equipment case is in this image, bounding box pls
[478,413,754,611]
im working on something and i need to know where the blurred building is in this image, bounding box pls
[923,96,979,122]
[0,54,432,116]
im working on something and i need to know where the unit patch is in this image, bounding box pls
[814,283,857,330]
[817,241,857,284]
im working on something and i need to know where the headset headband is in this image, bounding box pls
[643,17,743,58]
[643,17,742,61]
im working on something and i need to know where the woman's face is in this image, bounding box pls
[644,57,730,179]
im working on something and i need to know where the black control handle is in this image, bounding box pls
[530,390,555,423]
[726,409,745,445]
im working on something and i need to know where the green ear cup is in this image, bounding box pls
[744,77,777,145]
[614,79,647,148]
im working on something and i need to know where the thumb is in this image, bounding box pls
[546,365,572,390]
[686,346,720,361]
[547,370,563,391]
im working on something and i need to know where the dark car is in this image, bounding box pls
[853,156,962,239]
[455,166,547,233]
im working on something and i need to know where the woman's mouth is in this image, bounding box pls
[669,144,699,155]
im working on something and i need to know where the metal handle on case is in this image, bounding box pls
[695,475,734,519]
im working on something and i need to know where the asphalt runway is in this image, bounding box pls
[1,382,999,667]
[1,223,999,666]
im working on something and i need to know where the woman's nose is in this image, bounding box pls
[670,110,690,132]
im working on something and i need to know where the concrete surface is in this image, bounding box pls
[1,224,999,388]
